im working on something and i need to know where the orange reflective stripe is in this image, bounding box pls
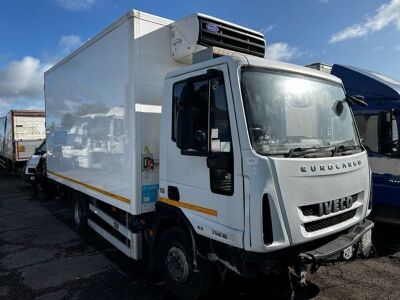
[47,171,130,204]
[159,197,218,217]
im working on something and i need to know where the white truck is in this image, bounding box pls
[0,110,45,172]
[45,10,374,299]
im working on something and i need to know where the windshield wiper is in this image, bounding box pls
[286,146,334,158]
[332,144,362,156]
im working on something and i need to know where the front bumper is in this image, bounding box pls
[23,167,37,184]
[301,219,374,262]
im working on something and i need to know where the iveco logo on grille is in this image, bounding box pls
[205,23,219,33]
[319,196,354,216]
[300,160,361,173]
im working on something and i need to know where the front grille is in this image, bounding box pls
[198,17,265,58]
[28,168,36,174]
[300,193,358,217]
[304,209,357,232]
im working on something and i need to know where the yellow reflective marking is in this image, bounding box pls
[47,171,130,204]
[159,197,218,217]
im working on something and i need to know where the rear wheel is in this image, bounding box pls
[73,193,88,229]
[158,227,211,300]
[6,159,13,174]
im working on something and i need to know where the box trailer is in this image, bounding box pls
[45,10,374,299]
[0,110,45,172]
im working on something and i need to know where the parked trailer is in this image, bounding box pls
[45,11,374,299]
[307,63,400,225]
[0,110,45,172]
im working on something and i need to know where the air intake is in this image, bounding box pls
[171,13,266,63]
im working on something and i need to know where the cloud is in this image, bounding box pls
[59,35,82,54]
[329,0,400,43]
[0,57,51,100]
[0,56,53,115]
[372,46,384,52]
[266,42,302,61]
[259,24,277,34]
[0,33,84,115]
[54,0,97,11]
[395,44,400,51]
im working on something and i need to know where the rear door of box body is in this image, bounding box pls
[13,115,45,161]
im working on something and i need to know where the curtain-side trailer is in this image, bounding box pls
[45,10,374,299]
[0,110,45,172]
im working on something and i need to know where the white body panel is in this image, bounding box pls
[0,111,45,162]
[45,11,183,215]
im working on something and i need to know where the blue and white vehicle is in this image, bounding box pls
[308,63,400,224]
[331,64,400,224]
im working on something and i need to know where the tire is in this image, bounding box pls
[6,159,13,174]
[157,227,211,300]
[73,194,88,229]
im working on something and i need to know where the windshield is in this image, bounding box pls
[240,67,360,156]
[35,140,46,155]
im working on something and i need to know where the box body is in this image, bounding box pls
[0,110,45,162]
[45,11,182,215]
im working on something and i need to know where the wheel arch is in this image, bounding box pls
[149,201,202,272]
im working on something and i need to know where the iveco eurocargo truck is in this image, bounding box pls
[45,11,374,299]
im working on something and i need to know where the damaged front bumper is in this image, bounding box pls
[301,219,374,262]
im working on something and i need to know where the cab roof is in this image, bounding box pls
[166,55,343,85]
[331,64,400,101]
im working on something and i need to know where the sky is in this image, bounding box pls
[0,0,400,115]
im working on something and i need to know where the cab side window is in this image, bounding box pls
[172,79,210,153]
[355,112,399,156]
[172,73,234,195]
[354,115,379,152]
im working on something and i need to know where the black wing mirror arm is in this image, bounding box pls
[346,95,368,107]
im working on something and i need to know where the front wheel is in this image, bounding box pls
[158,227,211,300]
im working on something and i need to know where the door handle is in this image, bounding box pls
[168,186,180,201]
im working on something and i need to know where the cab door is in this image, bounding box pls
[160,64,244,248]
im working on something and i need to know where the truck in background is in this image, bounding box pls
[45,11,374,299]
[0,110,45,173]
[23,139,46,185]
[307,63,400,224]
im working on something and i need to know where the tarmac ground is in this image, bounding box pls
[1,169,400,299]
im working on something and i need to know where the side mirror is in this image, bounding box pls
[346,95,367,107]
[176,82,194,150]
[176,106,193,150]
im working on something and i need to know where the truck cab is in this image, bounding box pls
[159,54,373,262]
